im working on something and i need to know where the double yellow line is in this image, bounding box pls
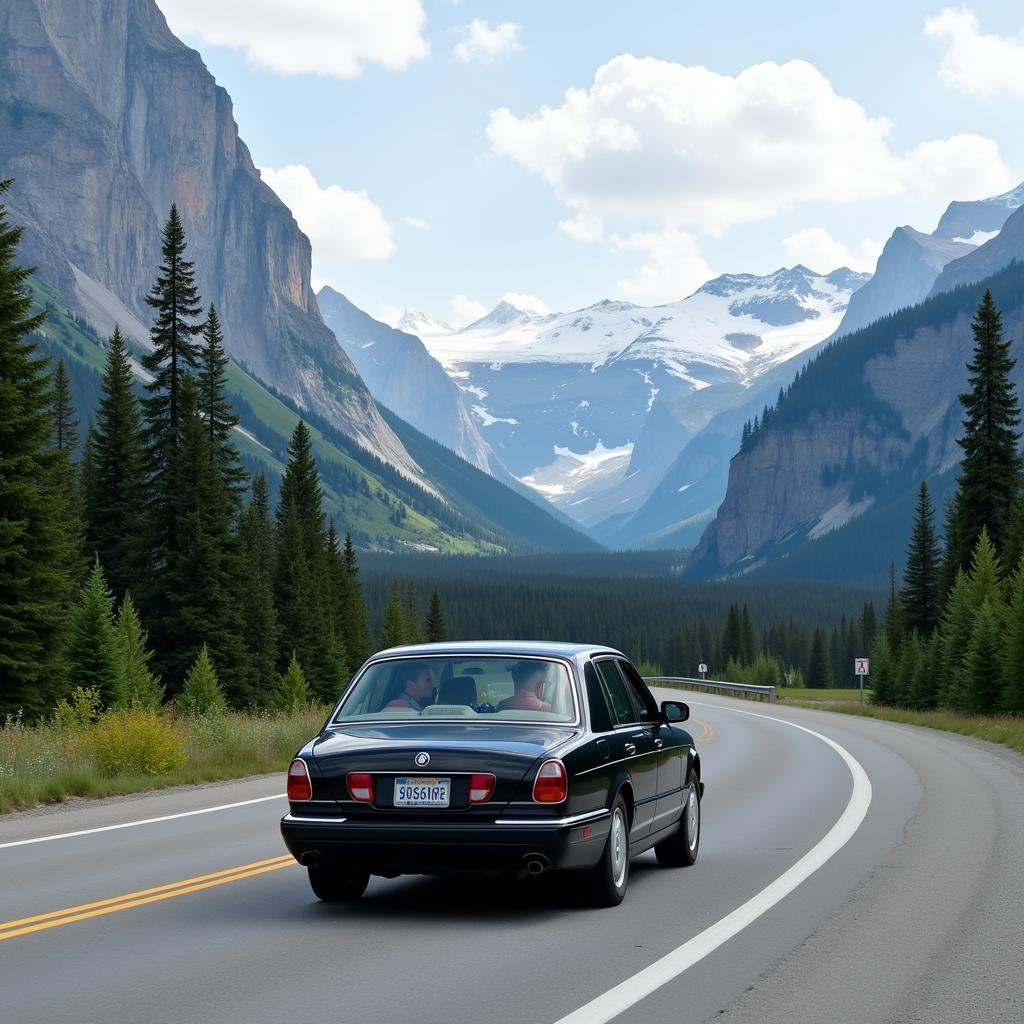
[0,854,296,942]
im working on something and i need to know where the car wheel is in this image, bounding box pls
[581,793,631,907]
[307,863,370,903]
[655,774,700,867]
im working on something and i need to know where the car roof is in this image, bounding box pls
[368,640,624,661]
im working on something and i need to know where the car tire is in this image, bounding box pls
[581,793,631,907]
[307,863,370,903]
[655,774,700,867]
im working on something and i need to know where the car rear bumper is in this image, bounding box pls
[280,807,610,876]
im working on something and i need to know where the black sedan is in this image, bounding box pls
[280,641,703,907]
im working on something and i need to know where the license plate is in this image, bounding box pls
[394,776,450,808]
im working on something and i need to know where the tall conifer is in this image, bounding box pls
[426,589,448,643]
[901,481,941,636]
[239,474,279,701]
[950,289,1022,569]
[807,627,833,689]
[84,326,146,599]
[51,358,79,454]
[0,180,78,716]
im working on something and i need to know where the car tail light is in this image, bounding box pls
[468,773,496,804]
[532,760,567,803]
[287,758,312,802]
[347,773,375,804]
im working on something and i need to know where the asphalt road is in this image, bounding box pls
[1,691,1022,1024]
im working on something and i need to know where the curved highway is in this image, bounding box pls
[1,691,1022,1023]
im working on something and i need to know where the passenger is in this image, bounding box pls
[385,662,434,711]
[498,662,553,713]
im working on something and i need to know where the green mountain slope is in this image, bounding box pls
[28,276,590,555]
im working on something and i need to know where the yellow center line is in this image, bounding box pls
[0,854,296,942]
[692,717,715,743]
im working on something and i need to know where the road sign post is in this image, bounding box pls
[854,658,869,706]
[698,663,708,680]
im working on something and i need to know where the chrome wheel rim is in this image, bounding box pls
[687,786,700,853]
[610,808,627,888]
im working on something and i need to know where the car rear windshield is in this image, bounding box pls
[332,656,577,724]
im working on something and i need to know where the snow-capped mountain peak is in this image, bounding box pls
[397,310,454,336]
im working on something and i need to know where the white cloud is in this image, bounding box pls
[612,225,713,304]
[376,304,405,328]
[925,7,1024,98]
[486,54,1012,233]
[453,19,522,63]
[782,229,883,274]
[259,165,395,288]
[558,211,604,243]
[405,216,432,231]
[158,0,429,78]
[908,134,1015,200]
[451,294,489,327]
[501,292,550,314]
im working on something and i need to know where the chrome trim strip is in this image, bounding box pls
[494,808,610,828]
[282,813,348,825]
[577,750,658,775]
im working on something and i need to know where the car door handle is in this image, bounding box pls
[624,742,636,755]
[654,738,664,749]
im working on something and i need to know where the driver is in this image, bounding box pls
[498,662,553,713]
[385,662,434,711]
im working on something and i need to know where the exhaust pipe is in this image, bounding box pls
[524,854,550,876]
[299,851,321,868]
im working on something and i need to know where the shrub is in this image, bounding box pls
[54,686,103,734]
[176,645,228,717]
[270,652,310,714]
[90,708,186,776]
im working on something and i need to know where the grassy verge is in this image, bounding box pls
[783,699,1024,756]
[777,687,867,702]
[0,707,325,815]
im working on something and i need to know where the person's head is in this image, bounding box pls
[402,662,433,703]
[511,662,547,696]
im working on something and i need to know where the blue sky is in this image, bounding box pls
[158,1,1024,324]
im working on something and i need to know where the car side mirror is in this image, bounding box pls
[660,700,689,723]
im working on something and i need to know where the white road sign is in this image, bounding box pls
[855,658,869,676]
[698,663,708,675]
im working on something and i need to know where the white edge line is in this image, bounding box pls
[0,794,287,851]
[552,701,873,1024]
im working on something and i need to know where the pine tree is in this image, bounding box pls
[162,381,248,702]
[807,627,833,689]
[868,629,897,706]
[908,631,940,711]
[115,592,164,710]
[937,569,974,708]
[273,421,345,698]
[403,582,423,644]
[84,326,147,600]
[1001,557,1024,713]
[721,604,743,665]
[270,651,310,714]
[51,358,79,455]
[0,179,79,716]
[239,474,279,701]
[197,304,247,498]
[901,481,941,636]
[740,604,758,664]
[962,600,1002,714]
[142,205,203,438]
[950,290,1022,570]
[892,630,921,708]
[860,602,878,655]
[342,532,372,665]
[380,582,407,649]
[967,527,1003,608]
[176,643,228,717]
[425,589,447,643]
[883,562,904,656]
[64,559,124,707]
[140,208,204,674]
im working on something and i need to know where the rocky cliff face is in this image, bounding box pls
[929,204,1024,298]
[0,0,421,479]
[317,286,494,473]
[835,227,972,338]
[689,265,1024,576]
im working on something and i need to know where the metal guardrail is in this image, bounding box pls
[643,675,777,704]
